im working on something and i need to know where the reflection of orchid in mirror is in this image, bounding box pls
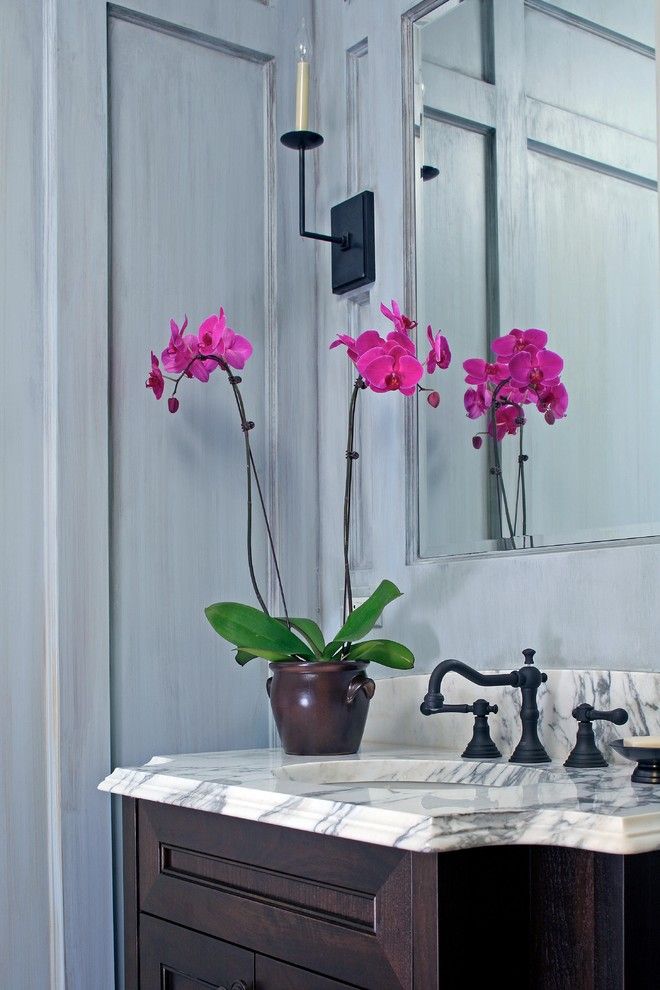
[463,328,568,549]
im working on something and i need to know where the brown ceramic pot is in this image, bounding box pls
[267,661,376,756]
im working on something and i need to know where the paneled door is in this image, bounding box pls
[50,1,316,986]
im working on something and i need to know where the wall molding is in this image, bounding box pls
[42,0,65,985]
[525,0,656,59]
[108,4,273,63]
[401,3,420,565]
[527,138,658,191]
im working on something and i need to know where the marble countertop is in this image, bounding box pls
[99,744,660,856]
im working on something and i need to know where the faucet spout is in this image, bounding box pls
[420,649,551,764]
[420,660,518,715]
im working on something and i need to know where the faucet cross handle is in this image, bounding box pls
[462,698,501,760]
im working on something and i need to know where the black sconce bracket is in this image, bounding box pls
[281,130,375,295]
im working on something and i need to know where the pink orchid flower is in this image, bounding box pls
[489,404,523,441]
[329,330,384,364]
[197,308,228,353]
[146,352,164,400]
[536,382,569,424]
[426,325,451,374]
[463,357,508,386]
[217,326,254,369]
[196,310,253,370]
[183,334,216,382]
[509,348,563,391]
[491,328,548,360]
[161,317,191,373]
[385,329,417,355]
[498,383,536,407]
[464,384,493,419]
[380,299,417,335]
[357,337,424,395]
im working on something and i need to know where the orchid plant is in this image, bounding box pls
[331,299,451,619]
[146,299,449,669]
[463,328,568,549]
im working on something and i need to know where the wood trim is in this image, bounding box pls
[345,39,372,574]
[42,0,65,985]
[123,798,140,988]
[107,4,274,63]
[524,0,656,58]
[411,853,438,990]
[346,37,369,196]
[527,139,658,191]
[160,845,375,928]
[262,52,282,622]
[401,3,420,565]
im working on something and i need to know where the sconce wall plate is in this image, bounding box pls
[281,130,376,295]
[331,191,375,294]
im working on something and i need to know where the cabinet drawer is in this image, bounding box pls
[255,956,356,989]
[138,800,413,989]
[139,914,254,990]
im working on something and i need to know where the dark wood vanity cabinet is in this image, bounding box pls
[123,798,659,990]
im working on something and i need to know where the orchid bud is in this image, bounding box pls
[472,435,483,449]
[427,390,440,408]
[168,396,180,414]
[544,410,555,425]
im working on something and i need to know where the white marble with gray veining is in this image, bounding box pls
[363,669,660,762]
[100,669,660,855]
[100,743,660,856]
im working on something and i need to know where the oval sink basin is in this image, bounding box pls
[275,757,565,789]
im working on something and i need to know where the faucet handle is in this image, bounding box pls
[572,704,628,726]
[462,699,501,760]
[565,704,629,769]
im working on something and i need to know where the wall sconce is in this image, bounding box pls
[281,20,375,295]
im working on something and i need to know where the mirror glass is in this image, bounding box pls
[413,0,659,555]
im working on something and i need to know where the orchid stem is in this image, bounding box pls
[489,404,516,549]
[187,354,290,622]
[343,377,364,624]
[519,423,528,546]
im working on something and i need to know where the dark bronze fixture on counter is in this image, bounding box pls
[610,738,660,784]
[564,704,629,769]
[420,648,551,764]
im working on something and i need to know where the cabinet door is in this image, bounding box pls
[256,956,357,989]
[139,915,254,990]
[138,801,419,988]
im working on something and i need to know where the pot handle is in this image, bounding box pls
[346,675,376,705]
[266,676,272,697]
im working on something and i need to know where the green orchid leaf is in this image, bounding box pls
[205,602,314,658]
[322,640,344,660]
[277,617,325,657]
[330,580,403,645]
[235,648,292,666]
[345,638,415,670]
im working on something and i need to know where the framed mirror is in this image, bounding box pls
[407,0,659,557]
